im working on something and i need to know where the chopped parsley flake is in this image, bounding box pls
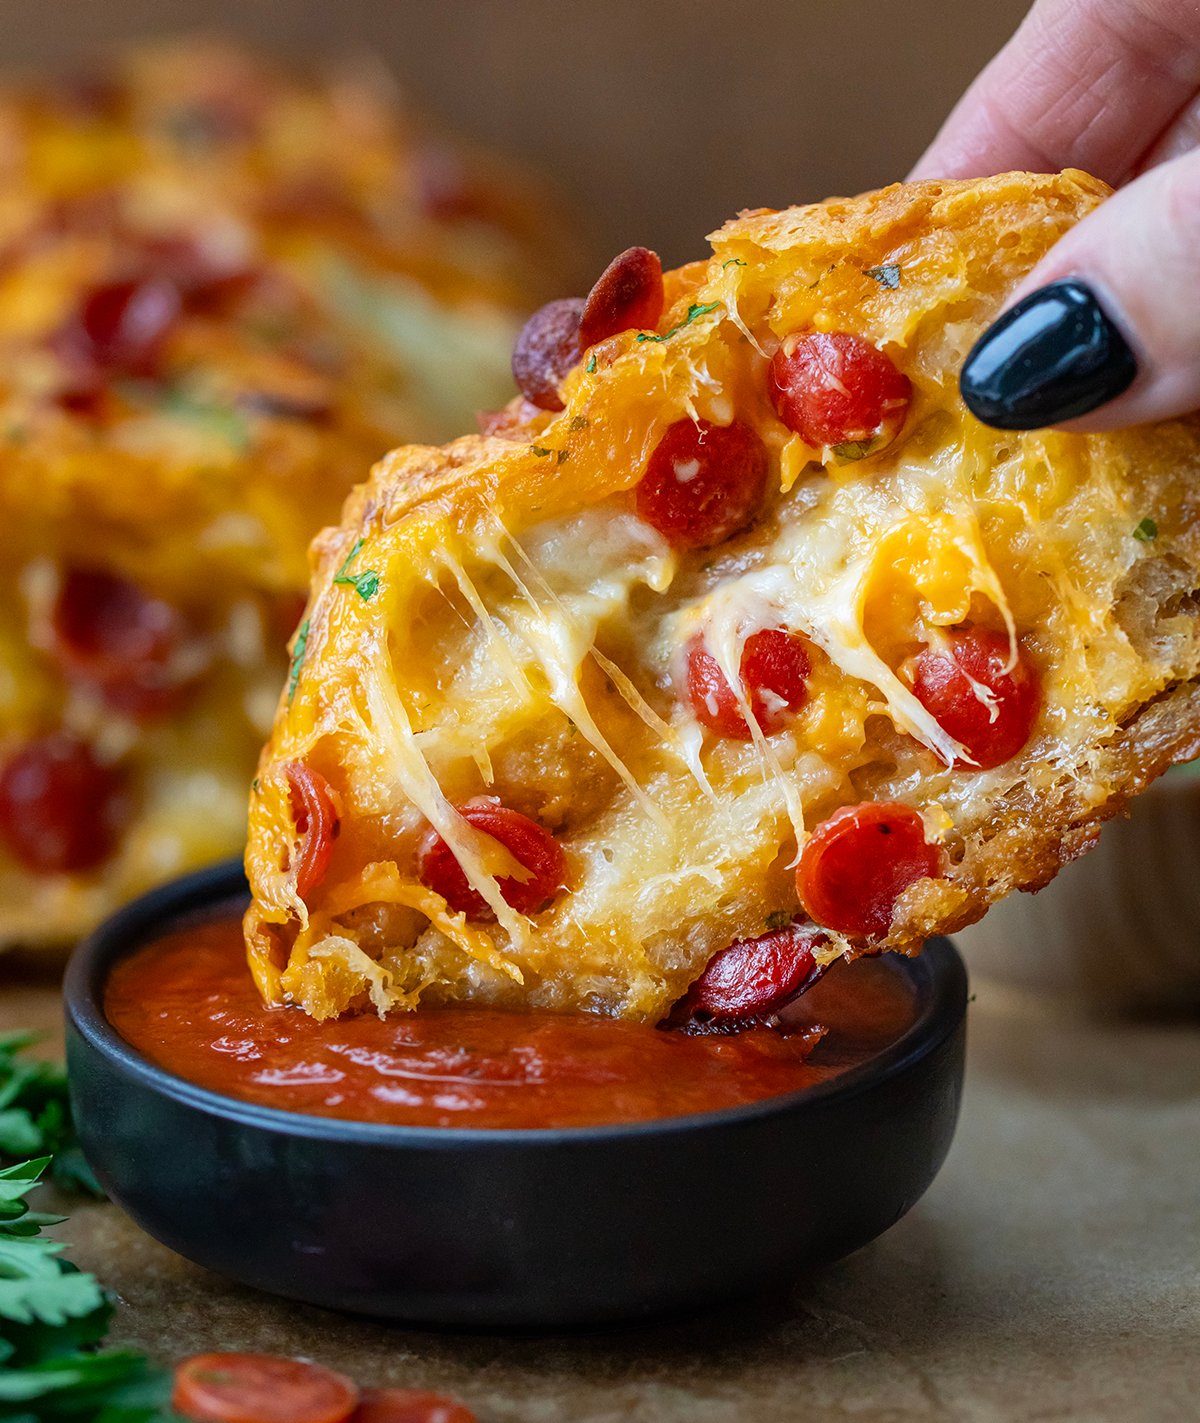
[831,437,883,462]
[722,257,747,269]
[531,446,570,465]
[866,263,901,289]
[636,301,721,343]
[333,538,381,601]
[1133,517,1158,542]
[568,415,589,431]
[585,354,597,374]
[764,910,793,931]
[287,617,310,704]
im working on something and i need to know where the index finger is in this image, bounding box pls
[911,0,1200,183]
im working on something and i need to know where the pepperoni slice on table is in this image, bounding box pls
[52,567,198,721]
[418,798,565,918]
[172,1352,359,1423]
[352,1389,477,1423]
[910,626,1040,769]
[52,276,181,382]
[686,628,811,739]
[637,418,769,549]
[578,246,664,349]
[797,802,940,939]
[285,762,340,900]
[0,733,127,875]
[769,331,911,450]
[668,921,826,1031]
[511,297,584,411]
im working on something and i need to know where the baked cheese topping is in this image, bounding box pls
[245,171,1200,1022]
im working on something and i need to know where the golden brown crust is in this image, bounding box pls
[245,170,1200,1021]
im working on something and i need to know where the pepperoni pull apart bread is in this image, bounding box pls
[0,39,573,945]
[246,170,1200,1026]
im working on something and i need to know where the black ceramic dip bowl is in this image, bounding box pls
[65,860,967,1328]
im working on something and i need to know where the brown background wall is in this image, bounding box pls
[5,0,1032,265]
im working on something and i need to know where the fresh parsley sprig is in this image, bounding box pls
[0,1036,100,1198]
[0,1158,179,1421]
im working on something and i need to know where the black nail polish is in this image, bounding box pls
[959,279,1137,430]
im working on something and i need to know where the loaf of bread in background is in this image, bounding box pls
[0,37,576,945]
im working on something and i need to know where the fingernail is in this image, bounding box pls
[960,279,1137,430]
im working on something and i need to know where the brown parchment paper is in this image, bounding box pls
[2,958,1198,1423]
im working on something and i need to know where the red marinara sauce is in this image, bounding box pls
[105,915,918,1130]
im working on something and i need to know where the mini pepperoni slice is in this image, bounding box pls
[797,802,940,940]
[52,276,182,381]
[0,733,127,875]
[172,1352,359,1423]
[418,798,565,918]
[134,232,257,311]
[910,626,1040,769]
[52,566,197,720]
[578,246,664,349]
[636,418,769,549]
[674,922,825,1029]
[511,298,584,411]
[769,331,911,450]
[286,762,340,900]
[686,628,811,739]
[352,1389,477,1423]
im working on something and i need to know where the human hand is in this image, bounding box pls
[911,0,1200,432]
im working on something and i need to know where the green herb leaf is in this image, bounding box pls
[287,617,310,705]
[332,538,382,602]
[568,415,589,432]
[764,910,793,931]
[831,437,883,462]
[585,354,597,374]
[722,257,747,269]
[0,1113,42,1158]
[0,1151,177,1417]
[636,301,721,344]
[530,446,570,466]
[1133,517,1158,542]
[0,1044,99,1198]
[866,263,901,289]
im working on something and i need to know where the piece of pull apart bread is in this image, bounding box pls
[245,170,1200,1026]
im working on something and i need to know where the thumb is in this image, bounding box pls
[959,151,1200,432]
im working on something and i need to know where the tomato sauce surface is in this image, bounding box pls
[105,915,919,1130]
